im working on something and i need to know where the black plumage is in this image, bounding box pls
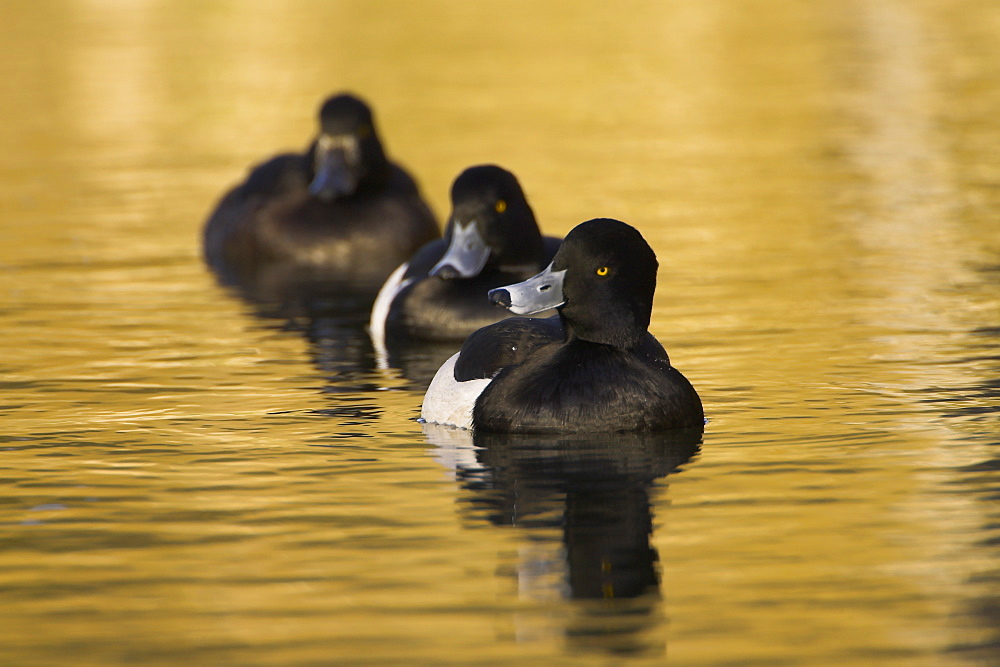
[460,218,703,433]
[202,93,438,294]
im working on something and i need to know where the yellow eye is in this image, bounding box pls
[596,266,609,276]
[357,124,371,138]
[495,199,507,213]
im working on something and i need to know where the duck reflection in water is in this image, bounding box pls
[206,227,394,401]
[424,424,702,655]
[239,291,399,408]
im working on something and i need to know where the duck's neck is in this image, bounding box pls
[491,209,544,274]
[559,313,644,350]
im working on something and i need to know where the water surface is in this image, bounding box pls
[1,1,999,664]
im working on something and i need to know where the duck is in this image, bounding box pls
[369,165,561,348]
[202,93,439,293]
[421,218,703,433]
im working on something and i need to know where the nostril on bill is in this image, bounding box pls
[488,288,512,308]
[432,264,459,279]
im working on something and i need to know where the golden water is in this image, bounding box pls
[1,1,998,664]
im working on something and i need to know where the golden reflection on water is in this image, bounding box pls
[1,0,999,664]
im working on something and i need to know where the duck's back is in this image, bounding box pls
[203,154,311,272]
[252,165,437,279]
[204,162,437,287]
[473,336,703,434]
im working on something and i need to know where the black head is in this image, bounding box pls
[430,165,542,279]
[555,219,657,347]
[307,93,389,200]
[318,93,374,135]
[489,218,657,349]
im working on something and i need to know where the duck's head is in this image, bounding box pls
[430,165,542,279]
[307,93,389,201]
[489,218,658,348]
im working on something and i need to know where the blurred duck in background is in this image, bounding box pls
[202,93,439,302]
[369,164,561,358]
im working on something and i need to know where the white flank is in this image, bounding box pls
[368,261,413,368]
[421,352,492,430]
